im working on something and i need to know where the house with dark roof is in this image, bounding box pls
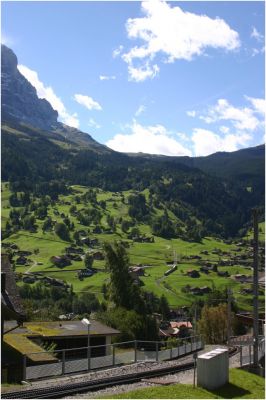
[50,255,71,267]
[93,251,104,260]
[186,269,200,278]
[2,255,120,382]
[3,318,120,382]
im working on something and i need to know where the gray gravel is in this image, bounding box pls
[14,345,243,398]
[64,345,243,399]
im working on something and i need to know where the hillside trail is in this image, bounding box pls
[155,272,181,301]
[25,260,38,274]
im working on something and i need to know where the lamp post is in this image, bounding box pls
[82,318,91,370]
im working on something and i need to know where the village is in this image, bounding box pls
[3,234,264,304]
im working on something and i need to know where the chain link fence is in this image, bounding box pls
[24,335,203,380]
[229,335,265,367]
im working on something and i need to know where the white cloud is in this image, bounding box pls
[187,110,196,117]
[251,48,260,57]
[88,118,101,129]
[2,34,14,47]
[122,0,240,81]
[135,105,146,117]
[176,132,190,142]
[106,121,192,156]
[63,114,79,128]
[200,115,213,124]
[219,126,230,134]
[245,96,266,116]
[74,94,102,111]
[99,75,116,81]
[251,27,264,42]
[113,45,124,58]
[200,98,260,131]
[127,61,159,82]
[192,128,251,156]
[18,64,79,128]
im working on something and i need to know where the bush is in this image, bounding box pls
[54,222,70,241]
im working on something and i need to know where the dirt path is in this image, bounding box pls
[25,260,38,274]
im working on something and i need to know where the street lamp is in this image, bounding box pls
[82,318,91,370]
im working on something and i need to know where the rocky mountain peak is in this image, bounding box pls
[1,44,59,130]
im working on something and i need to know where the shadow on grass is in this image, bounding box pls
[210,382,251,398]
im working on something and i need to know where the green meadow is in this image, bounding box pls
[106,368,265,399]
[1,183,264,310]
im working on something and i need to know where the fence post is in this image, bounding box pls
[134,340,137,363]
[170,345,173,360]
[23,354,27,381]
[184,340,187,354]
[156,342,159,361]
[112,344,115,366]
[62,350,65,375]
[240,347,243,367]
[87,345,91,370]
[249,345,252,365]
[177,343,179,357]
[191,338,193,353]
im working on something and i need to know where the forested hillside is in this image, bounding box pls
[2,120,261,238]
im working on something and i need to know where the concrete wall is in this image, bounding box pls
[197,347,229,390]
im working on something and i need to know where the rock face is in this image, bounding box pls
[1,44,59,130]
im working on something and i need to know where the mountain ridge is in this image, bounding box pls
[1,44,111,153]
[1,45,264,239]
[126,143,265,184]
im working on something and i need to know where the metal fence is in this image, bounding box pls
[230,335,265,367]
[24,335,203,380]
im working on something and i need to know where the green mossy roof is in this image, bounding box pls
[4,334,57,362]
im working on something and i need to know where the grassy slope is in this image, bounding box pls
[108,368,265,399]
[1,183,264,310]
[246,221,265,242]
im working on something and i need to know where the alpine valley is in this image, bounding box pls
[1,44,265,317]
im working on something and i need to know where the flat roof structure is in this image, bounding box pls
[24,320,120,338]
[3,320,120,363]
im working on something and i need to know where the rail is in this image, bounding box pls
[2,346,239,399]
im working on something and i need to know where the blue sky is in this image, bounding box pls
[2,0,265,156]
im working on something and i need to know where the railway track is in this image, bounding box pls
[2,347,239,399]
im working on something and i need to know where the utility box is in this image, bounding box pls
[197,347,229,390]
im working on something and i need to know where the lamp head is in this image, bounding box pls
[82,318,91,326]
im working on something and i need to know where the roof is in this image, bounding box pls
[23,320,120,338]
[1,254,26,321]
[159,328,175,337]
[4,333,57,362]
[3,319,120,361]
[170,321,193,329]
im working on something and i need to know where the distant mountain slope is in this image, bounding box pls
[184,145,265,183]
[1,44,111,152]
[1,44,58,130]
[127,144,265,195]
[1,45,264,239]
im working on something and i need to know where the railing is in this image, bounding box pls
[230,335,265,367]
[24,335,203,381]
